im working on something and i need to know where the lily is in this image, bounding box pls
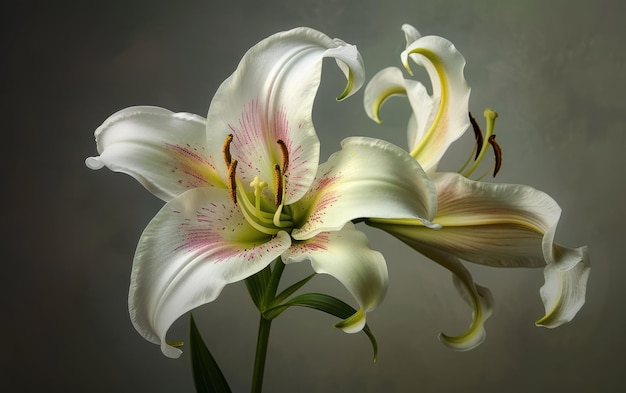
[87,27,439,358]
[363,24,590,350]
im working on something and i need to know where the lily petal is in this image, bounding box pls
[372,172,586,269]
[364,26,471,173]
[363,67,436,141]
[369,172,590,324]
[282,223,388,333]
[537,257,590,328]
[129,187,291,358]
[86,106,224,201]
[205,27,365,204]
[418,246,493,351]
[291,137,439,240]
[401,23,422,45]
[401,33,471,171]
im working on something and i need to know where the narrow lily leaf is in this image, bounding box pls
[245,265,273,311]
[273,273,317,305]
[189,314,232,393]
[263,293,378,361]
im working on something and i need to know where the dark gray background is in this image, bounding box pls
[3,0,624,391]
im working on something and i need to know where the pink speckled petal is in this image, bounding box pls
[291,137,438,240]
[282,223,388,333]
[86,106,224,201]
[129,187,290,358]
[205,27,365,204]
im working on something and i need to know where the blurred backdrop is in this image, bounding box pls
[3,0,624,391]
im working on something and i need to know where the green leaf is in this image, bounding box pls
[273,273,316,305]
[263,293,378,362]
[245,264,272,311]
[189,314,232,393]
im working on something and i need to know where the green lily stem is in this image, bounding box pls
[250,315,272,393]
[250,259,286,393]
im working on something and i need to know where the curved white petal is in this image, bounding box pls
[363,67,436,139]
[291,137,439,240]
[371,172,587,269]
[327,38,366,101]
[369,172,590,326]
[401,34,471,172]
[536,255,590,328]
[86,106,224,201]
[418,246,493,351]
[205,27,365,205]
[401,24,422,45]
[129,187,291,358]
[282,223,388,333]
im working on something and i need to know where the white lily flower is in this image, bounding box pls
[87,27,438,358]
[364,24,590,350]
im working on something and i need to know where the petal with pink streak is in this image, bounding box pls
[129,187,291,358]
[86,106,224,201]
[291,137,438,240]
[205,28,365,204]
[226,101,318,204]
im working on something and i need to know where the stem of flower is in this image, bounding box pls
[250,315,272,393]
[250,259,286,393]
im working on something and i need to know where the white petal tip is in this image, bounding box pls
[334,308,366,333]
[85,156,104,170]
[161,342,183,359]
[537,261,590,328]
[438,330,486,351]
[401,24,422,44]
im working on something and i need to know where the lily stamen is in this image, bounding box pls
[235,177,293,233]
[456,144,477,174]
[222,134,234,167]
[488,135,502,177]
[469,112,484,160]
[227,160,238,204]
[456,112,484,174]
[462,108,498,178]
[276,139,289,174]
[274,164,284,207]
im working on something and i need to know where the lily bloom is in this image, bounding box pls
[87,28,438,358]
[363,24,590,350]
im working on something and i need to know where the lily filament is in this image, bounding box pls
[224,134,293,235]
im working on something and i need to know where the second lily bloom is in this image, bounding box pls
[364,24,590,350]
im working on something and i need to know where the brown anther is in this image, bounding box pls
[222,134,234,167]
[488,135,502,177]
[469,112,484,160]
[227,160,238,204]
[274,164,283,206]
[276,139,289,174]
